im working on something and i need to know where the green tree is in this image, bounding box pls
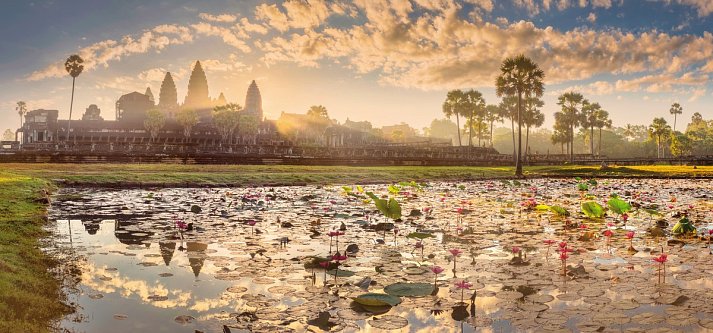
[442,90,466,146]
[463,90,486,147]
[484,104,504,148]
[648,117,671,158]
[522,96,545,159]
[307,105,329,119]
[424,118,459,144]
[669,102,683,132]
[213,103,242,145]
[15,101,27,142]
[64,54,84,142]
[580,100,598,155]
[238,114,259,144]
[499,95,518,161]
[176,108,198,143]
[495,55,545,176]
[144,108,166,143]
[555,92,585,162]
[670,131,692,157]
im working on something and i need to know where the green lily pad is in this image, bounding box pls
[352,293,402,307]
[607,198,631,215]
[549,205,570,216]
[383,283,434,297]
[581,201,604,218]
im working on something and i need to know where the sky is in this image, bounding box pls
[1,0,712,134]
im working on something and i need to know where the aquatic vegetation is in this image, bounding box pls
[672,215,696,235]
[431,266,444,288]
[653,253,668,284]
[581,201,605,218]
[449,248,463,277]
[454,280,473,304]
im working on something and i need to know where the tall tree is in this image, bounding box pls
[648,117,671,158]
[484,104,504,148]
[522,96,545,160]
[594,109,611,156]
[442,90,466,146]
[499,95,518,161]
[580,100,601,156]
[213,103,242,145]
[238,114,260,144]
[144,108,166,143]
[15,101,27,142]
[463,90,486,147]
[307,105,329,119]
[496,55,545,176]
[555,92,585,162]
[669,102,683,132]
[64,54,84,142]
[176,109,199,143]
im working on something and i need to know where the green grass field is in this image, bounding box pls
[0,162,711,330]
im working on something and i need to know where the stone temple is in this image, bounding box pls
[244,80,263,120]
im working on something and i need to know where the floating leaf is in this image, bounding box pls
[535,204,551,211]
[672,216,696,235]
[383,283,434,297]
[366,192,402,220]
[581,201,605,218]
[607,198,631,215]
[587,179,598,186]
[353,293,402,307]
[577,183,589,191]
[190,205,201,214]
[406,232,434,240]
[549,205,570,216]
[327,269,355,277]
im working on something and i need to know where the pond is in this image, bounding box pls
[47,178,713,332]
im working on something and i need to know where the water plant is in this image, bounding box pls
[603,229,613,250]
[653,253,668,284]
[672,214,696,236]
[455,280,473,304]
[431,266,444,288]
[449,248,463,277]
[626,231,635,251]
[543,239,556,258]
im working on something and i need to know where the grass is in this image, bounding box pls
[2,164,711,187]
[0,172,70,332]
[0,162,711,330]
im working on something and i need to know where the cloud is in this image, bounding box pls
[514,0,540,16]
[199,13,238,23]
[191,22,251,52]
[688,87,706,101]
[586,12,597,23]
[28,25,194,81]
[659,0,713,17]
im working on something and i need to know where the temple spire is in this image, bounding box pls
[183,61,211,110]
[158,72,178,117]
[244,80,263,120]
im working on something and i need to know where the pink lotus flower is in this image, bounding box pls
[622,213,629,222]
[653,254,668,263]
[414,241,423,249]
[708,229,713,235]
[455,280,473,290]
[318,261,330,268]
[246,220,257,226]
[625,231,635,239]
[456,208,464,214]
[606,222,615,227]
[579,224,588,229]
[558,241,568,249]
[449,249,463,257]
[559,252,569,261]
[431,266,444,275]
[603,230,613,238]
[543,240,556,245]
[332,254,347,262]
[511,246,521,254]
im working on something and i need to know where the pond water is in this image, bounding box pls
[47,178,713,332]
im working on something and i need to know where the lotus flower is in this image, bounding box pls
[543,239,556,258]
[449,248,462,277]
[431,265,444,287]
[653,253,668,284]
[455,280,473,303]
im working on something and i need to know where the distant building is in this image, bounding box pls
[22,109,58,144]
[244,80,263,120]
[115,91,154,125]
[82,104,103,121]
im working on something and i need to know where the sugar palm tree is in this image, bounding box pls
[64,55,84,142]
[669,102,683,132]
[443,90,466,146]
[463,90,485,147]
[499,95,518,162]
[522,96,545,161]
[648,117,671,158]
[555,92,584,162]
[15,101,27,143]
[307,105,329,119]
[580,100,601,156]
[594,109,611,156]
[484,104,503,148]
[496,55,545,176]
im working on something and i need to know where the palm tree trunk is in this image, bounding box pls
[455,115,462,146]
[489,120,494,148]
[516,92,523,177]
[673,114,677,132]
[477,119,481,147]
[525,125,530,163]
[590,126,594,156]
[510,118,516,164]
[67,77,76,143]
[598,127,602,156]
[569,124,574,163]
[468,114,473,147]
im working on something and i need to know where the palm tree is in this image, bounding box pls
[580,100,601,156]
[522,96,544,160]
[499,95,518,162]
[484,104,503,148]
[463,90,485,147]
[594,109,611,156]
[15,101,27,143]
[555,92,585,162]
[443,90,466,146]
[64,55,84,142]
[669,102,683,132]
[495,55,545,176]
[648,117,671,158]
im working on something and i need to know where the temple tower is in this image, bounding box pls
[183,61,211,110]
[244,80,263,120]
[158,72,178,117]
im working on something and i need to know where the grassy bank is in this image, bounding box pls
[3,163,712,187]
[0,173,69,332]
[0,163,711,330]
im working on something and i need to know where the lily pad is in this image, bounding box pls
[384,283,435,297]
[190,205,202,213]
[352,293,402,307]
[406,232,434,240]
[327,269,356,277]
[581,201,605,218]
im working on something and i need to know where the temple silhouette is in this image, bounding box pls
[10,60,502,165]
